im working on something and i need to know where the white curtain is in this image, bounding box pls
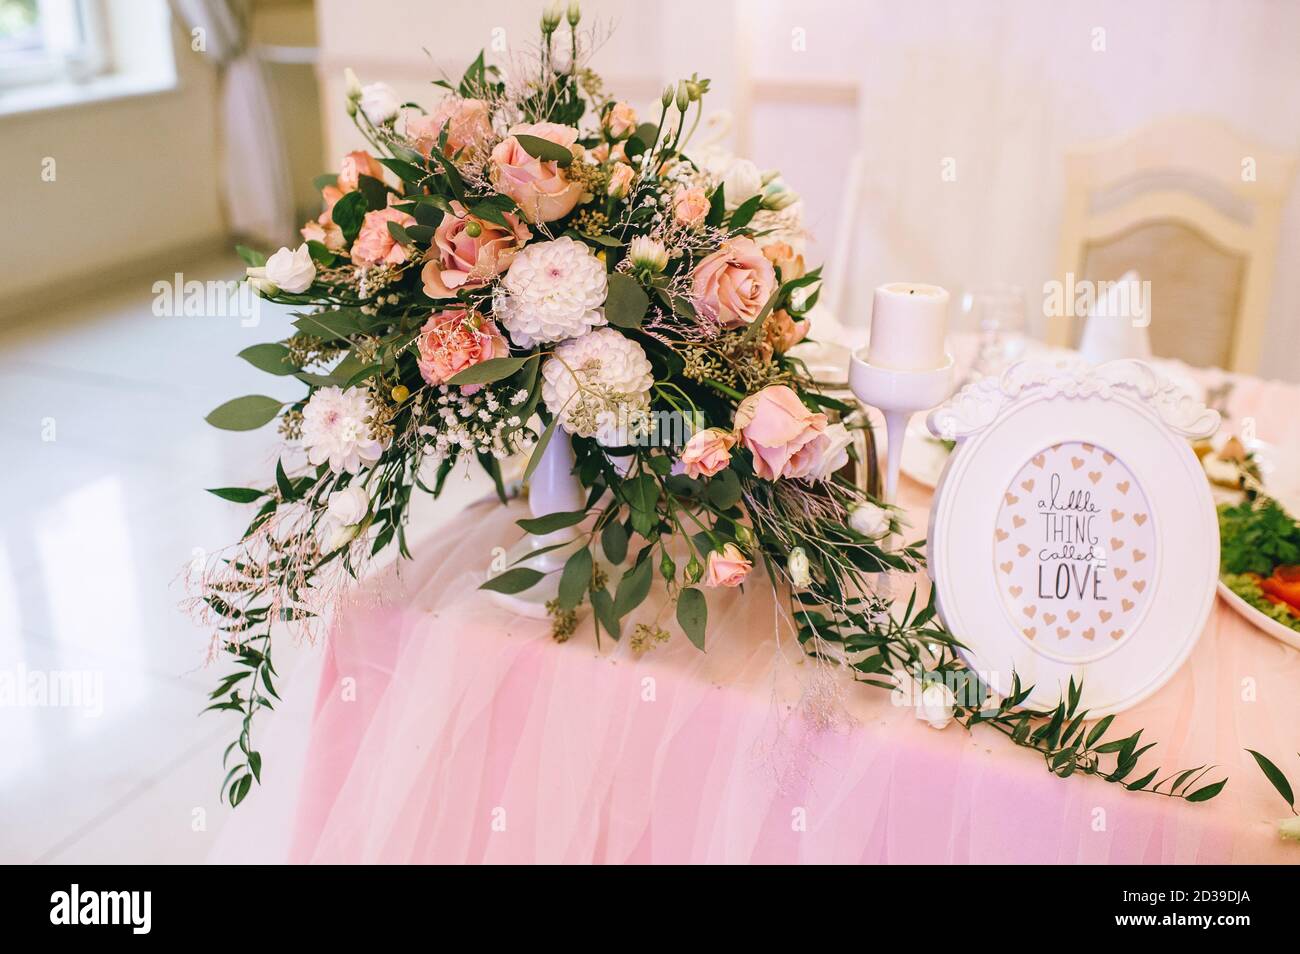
[171,0,295,248]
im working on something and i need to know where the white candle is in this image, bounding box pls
[866,283,950,370]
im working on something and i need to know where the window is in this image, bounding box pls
[0,0,107,90]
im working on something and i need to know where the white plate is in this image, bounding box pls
[1216,579,1300,651]
[899,417,951,489]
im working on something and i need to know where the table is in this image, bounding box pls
[276,364,1300,864]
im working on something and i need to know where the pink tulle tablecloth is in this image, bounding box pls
[283,368,1300,864]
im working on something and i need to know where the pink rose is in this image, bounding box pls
[603,101,638,140]
[691,237,777,329]
[420,200,531,299]
[408,97,493,159]
[415,307,509,390]
[489,122,584,223]
[337,150,385,193]
[351,199,416,267]
[676,427,736,479]
[704,543,752,588]
[673,186,709,228]
[321,184,344,220]
[733,384,829,481]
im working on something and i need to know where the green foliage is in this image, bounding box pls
[1219,497,1300,575]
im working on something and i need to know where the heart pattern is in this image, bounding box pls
[993,441,1155,659]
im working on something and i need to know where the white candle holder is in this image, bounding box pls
[848,352,956,504]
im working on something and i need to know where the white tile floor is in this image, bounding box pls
[0,254,490,862]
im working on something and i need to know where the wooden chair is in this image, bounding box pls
[1052,117,1296,372]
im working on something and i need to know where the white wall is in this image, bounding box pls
[308,0,1300,380]
[0,17,225,316]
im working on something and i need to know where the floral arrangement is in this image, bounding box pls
[191,3,1225,808]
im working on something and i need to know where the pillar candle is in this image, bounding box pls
[866,283,950,370]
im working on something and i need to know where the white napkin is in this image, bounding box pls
[1078,270,1152,364]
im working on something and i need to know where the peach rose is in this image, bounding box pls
[320,184,344,221]
[761,240,806,281]
[607,162,635,198]
[676,427,736,479]
[704,543,752,588]
[415,307,509,390]
[673,186,709,228]
[765,309,808,353]
[604,101,638,140]
[691,236,777,329]
[489,122,584,223]
[337,150,385,193]
[420,200,531,299]
[351,199,416,267]
[733,384,829,481]
[408,97,493,159]
[301,217,345,251]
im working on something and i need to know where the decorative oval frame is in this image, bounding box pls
[925,359,1220,715]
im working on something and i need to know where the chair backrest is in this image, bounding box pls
[1053,117,1295,372]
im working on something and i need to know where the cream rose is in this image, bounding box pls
[489,122,584,223]
[327,485,370,526]
[691,237,777,329]
[251,244,315,294]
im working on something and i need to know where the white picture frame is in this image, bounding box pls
[925,359,1221,715]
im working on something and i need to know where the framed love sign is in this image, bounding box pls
[925,359,1220,714]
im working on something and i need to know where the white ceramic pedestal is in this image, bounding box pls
[848,353,956,505]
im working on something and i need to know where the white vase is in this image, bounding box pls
[487,434,588,618]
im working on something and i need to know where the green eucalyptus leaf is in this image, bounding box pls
[206,395,284,431]
[517,510,588,535]
[601,520,629,564]
[676,587,708,650]
[558,546,593,611]
[513,133,573,166]
[237,342,298,376]
[614,556,653,620]
[207,487,266,504]
[330,190,367,242]
[449,355,532,386]
[479,567,545,594]
[604,272,650,329]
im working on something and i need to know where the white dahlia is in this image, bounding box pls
[497,237,608,347]
[300,386,389,474]
[541,328,654,447]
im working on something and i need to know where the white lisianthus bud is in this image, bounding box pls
[542,2,562,32]
[628,235,668,273]
[661,85,675,108]
[787,547,811,587]
[721,158,763,210]
[262,244,316,294]
[733,524,754,549]
[848,501,890,539]
[359,82,401,124]
[675,82,690,112]
[343,68,362,101]
[567,0,581,27]
[327,484,370,526]
[762,186,799,211]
